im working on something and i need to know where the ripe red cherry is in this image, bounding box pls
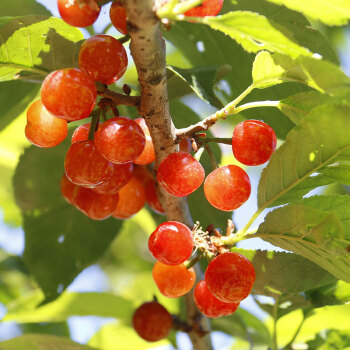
[149,221,193,265]
[92,163,133,195]
[41,68,96,121]
[152,261,196,298]
[112,176,146,219]
[95,117,146,164]
[60,173,78,205]
[110,1,127,34]
[157,152,205,197]
[145,178,165,215]
[57,0,101,27]
[232,120,277,166]
[73,186,118,220]
[25,99,67,148]
[205,252,255,303]
[204,165,251,211]
[194,280,240,318]
[132,301,172,342]
[133,118,155,165]
[79,34,128,85]
[179,138,192,153]
[72,123,91,143]
[64,140,114,188]
[184,0,223,16]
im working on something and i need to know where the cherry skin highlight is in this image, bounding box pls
[25,99,67,148]
[41,68,96,121]
[64,140,114,188]
[112,176,146,219]
[204,165,251,211]
[157,151,205,197]
[57,0,100,27]
[194,280,240,318]
[110,1,128,34]
[95,117,146,164]
[232,120,277,166]
[132,301,172,342]
[79,34,128,85]
[133,118,155,165]
[205,252,255,303]
[149,221,193,265]
[152,261,196,298]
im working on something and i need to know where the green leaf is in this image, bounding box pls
[0,0,51,16]
[257,204,350,282]
[307,329,350,350]
[4,292,134,323]
[201,11,311,58]
[264,0,350,26]
[13,139,123,302]
[258,104,350,209]
[232,249,336,297]
[167,65,224,108]
[0,335,96,350]
[252,51,350,92]
[0,16,83,82]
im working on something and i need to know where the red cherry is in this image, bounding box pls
[133,118,155,165]
[25,99,67,148]
[64,140,114,188]
[194,280,240,318]
[232,120,277,166]
[73,186,118,220]
[60,173,78,205]
[149,221,193,265]
[110,1,128,34]
[157,152,205,197]
[205,252,255,303]
[95,117,146,164]
[204,165,251,211]
[41,68,97,121]
[92,163,133,195]
[79,34,128,85]
[112,176,146,219]
[179,138,192,153]
[152,261,196,298]
[57,0,101,27]
[132,301,172,342]
[145,178,165,215]
[72,123,91,143]
[184,0,223,16]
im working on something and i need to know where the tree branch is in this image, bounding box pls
[124,0,212,348]
[96,83,141,108]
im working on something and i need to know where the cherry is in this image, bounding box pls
[64,140,114,188]
[179,138,192,153]
[205,252,255,303]
[133,118,155,165]
[157,151,205,197]
[92,163,133,195]
[145,178,165,215]
[110,1,128,35]
[41,68,96,121]
[204,165,251,211]
[79,34,128,85]
[232,120,277,166]
[57,0,101,27]
[112,176,146,219]
[95,117,146,164]
[184,0,223,17]
[71,123,92,143]
[149,221,193,265]
[25,99,67,148]
[60,173,78,205]
[74,186,118,220]
[132,301,172,342]
[194,280,240,318]
[152,261,196,298]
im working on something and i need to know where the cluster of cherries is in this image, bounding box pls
[23,0,277,343]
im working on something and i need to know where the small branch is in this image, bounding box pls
[272,297,280,350]
[96,83,141,108]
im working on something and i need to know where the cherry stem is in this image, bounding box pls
[197,137,232,146]
[118,34,131,44]
[184,251,203,269]
[88,109,101,140]
[204,144,219,170]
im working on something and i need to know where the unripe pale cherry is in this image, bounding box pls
[157,151,205,197]
[149,221,193,265]
[57,0,101,27]
[110,1,128,34]
[194,280,240,318]
[205,252,255,303]
[95,117,146,164]
[79,34,128,85]
[232,120,277,166]
[152,261,196,298]
[133,118,155,165]
[132,301,172,342]
[64,140,114,188]
[41,68,97,121]
[204,165,251,211]
[25,99,67,148]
